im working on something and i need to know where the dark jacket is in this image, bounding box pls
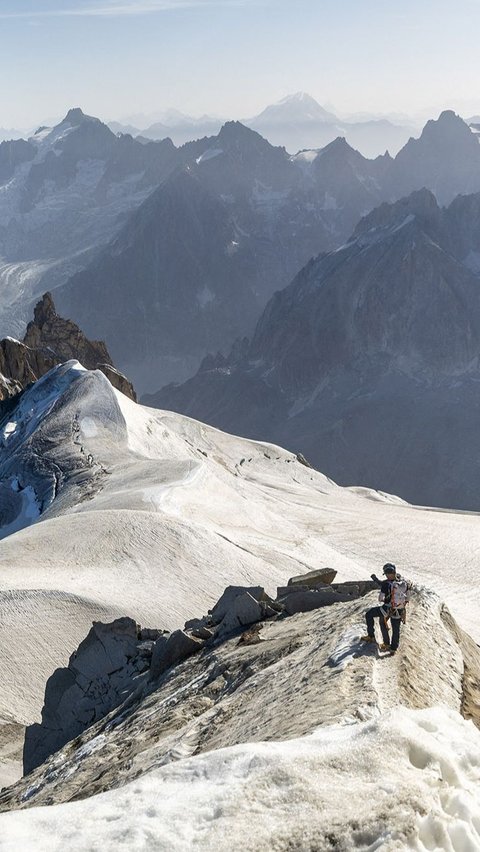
[371,574,410,617]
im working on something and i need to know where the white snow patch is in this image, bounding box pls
[0,707,479,851]
[195,148,223,165]
[79,417,98,438]
[328,623,367,670]
[2,422,17,441]
[226,239,239,256]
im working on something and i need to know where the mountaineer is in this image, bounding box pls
[361,563,410,654]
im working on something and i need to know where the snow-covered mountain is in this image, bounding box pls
[0,108,179,337]
[3,107,480,399]
[109,94,417,157]
[54,123,389,391]
[49,110,480,394]
[153,187,480,510]
[246,92,419,157]
[0,361,479,845]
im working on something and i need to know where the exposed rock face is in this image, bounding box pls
[2,575,479,817]
[389,110,480,204]
[20,570,374,777]
[0,292,136,402]
[57,128,371,391]
[23,618,151,775]
[24,292,112,370]
[153,188,480,510]
[4,109,480,393]
[0,338,55,401]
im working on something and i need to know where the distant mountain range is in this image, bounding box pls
[108,93,420,158]
[151,186,480,510]
[55,108,480,393]
[3,104,480,403]
[0,108,179,335]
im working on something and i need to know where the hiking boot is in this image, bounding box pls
[360,635,376,643]
[379,643,391,652]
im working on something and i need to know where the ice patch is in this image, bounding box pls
[2,422,17,441]
[80,417,98,438]
[328,624,367,670]
[195,148,223,165]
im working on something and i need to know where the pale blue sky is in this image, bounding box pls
[1,0,480,128]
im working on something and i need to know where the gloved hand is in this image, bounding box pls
[370,574,379,582]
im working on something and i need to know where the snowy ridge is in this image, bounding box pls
[0,706,478,852]
[0,567,479,849]
[0,363,480,846]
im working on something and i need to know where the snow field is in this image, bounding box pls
[0,706,479,851]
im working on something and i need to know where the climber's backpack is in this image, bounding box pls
[390,578,409,609]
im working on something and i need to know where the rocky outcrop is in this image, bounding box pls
[21,570,374,777]
[0,293,136,403]
[3,576,479,819]
[23,292,112,369]
[23,617,158,775]
[0,337,56,401]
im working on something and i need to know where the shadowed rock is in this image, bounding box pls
[150,630,205,679]
[0,293,136,403]
[23,617,150,776]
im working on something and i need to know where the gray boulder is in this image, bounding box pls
[150,630,204,679]
[209,585,266,624]
[216,592,264,638]
[24,617,150,776]
[284,580,377,615]
[287,568,337,588]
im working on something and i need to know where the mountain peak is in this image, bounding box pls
[420,109,475,144]
[280,92,321,106]
[63,107,89,125]
[217,120,272,148]
[437,109,462,124]
[354,188,440,239]
[251,94,338,126]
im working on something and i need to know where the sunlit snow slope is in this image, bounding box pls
[1,361,480,788]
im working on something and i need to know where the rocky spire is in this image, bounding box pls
[0,293,136,403]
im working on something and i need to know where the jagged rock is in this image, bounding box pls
[138,627,166,641]
[184,616,213,632]
[150,630,204,679]
[191,626,215,640]
[296,453,312,468]
[22,293,137,401]
[283,581,376,616]
[287,568,337,588]
[276,585,308,598]
[0,293,136,404]
[0,337,55,402]
[23,617,148,776]
[209,585,267,625]
[216,592,264,638]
